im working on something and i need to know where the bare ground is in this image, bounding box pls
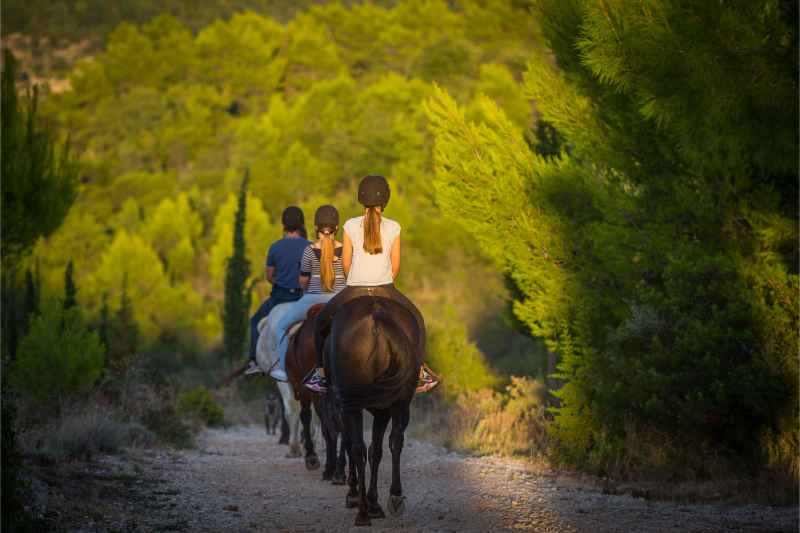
[25,425,798,532]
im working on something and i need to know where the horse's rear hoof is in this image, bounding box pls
[331,472,346,485]
[354,513,371,527]
[345,493,359,508]
[305,455,320,470]
[387,494,406,516]
[285,445,302,458]
[368,504,386,519]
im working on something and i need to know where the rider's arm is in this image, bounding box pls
[265,244,276,284]
[390,234,401,279]
[299,246,312,289]
[342,231,353,275]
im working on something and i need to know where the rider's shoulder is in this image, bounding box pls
[382,216,401,233]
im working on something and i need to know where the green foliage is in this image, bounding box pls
[428,0,799,478]
[12,302,105,408]
[178,387,225,427]
[1,49,78,267]
[222,172,251,362]
[427,321,498,396]
[27,1,543,394]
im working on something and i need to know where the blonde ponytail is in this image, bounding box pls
[363,206,382,254]
[319,231,335,292]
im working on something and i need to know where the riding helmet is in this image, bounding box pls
[314,205,339,232]
[357,175,390,208]
[281,205,305,231]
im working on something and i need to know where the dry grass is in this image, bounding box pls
[411,376,549,461]
[20,407,155,461]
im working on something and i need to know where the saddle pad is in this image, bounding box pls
[307,303,326,319]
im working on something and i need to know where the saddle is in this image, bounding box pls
[282,303,326,343]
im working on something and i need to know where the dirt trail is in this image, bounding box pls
[33,425,797,532]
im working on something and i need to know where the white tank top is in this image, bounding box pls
[343,215,401,286]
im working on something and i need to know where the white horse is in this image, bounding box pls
[255,302,319,461]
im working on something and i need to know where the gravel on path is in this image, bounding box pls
[98,425,798,533]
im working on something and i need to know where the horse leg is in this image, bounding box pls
[342,409,370,526]
[314,401,335,481]
[333,430,347,485]
[279,383,302,458]
[344,430,358,505]
[387,402,411,516]
[279,414,289,444]
[367,410,390,519]
[300,399,320,470]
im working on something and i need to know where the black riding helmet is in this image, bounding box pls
[358,175,390,208]
[281,205,305,231]
[314,205,339,234]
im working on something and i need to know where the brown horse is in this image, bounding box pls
[285,304,347,480]
[325,296,420,527]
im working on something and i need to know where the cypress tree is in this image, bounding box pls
[108,277,138,375]
[1,49,77,531]
[98,291,110,351]
[63,260,77,310]
[222,170,251,364]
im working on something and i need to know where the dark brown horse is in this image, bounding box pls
[325,295,420,527]
[285,304,347,480]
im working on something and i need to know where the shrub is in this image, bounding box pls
[25,409,154,460]
[178,387,225,427]
[413,377,549,458]
[12,303,104,409]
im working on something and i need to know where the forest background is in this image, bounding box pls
[2,0,797,523]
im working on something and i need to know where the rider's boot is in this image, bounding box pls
[415,362,440,394]
[303,367,328,393]
[245,360,264,375]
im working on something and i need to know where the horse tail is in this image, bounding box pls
[344,303,418,411]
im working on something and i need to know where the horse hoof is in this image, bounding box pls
[285,449,302,459]
[305,455,320,471]
[354,513,371,527]
[368,504,386,519]
[345,493,360,509]
[387,494,406,516]
[331,473,346,485]
[322,470,334,481]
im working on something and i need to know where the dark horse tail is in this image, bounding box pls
[328,296,420,412]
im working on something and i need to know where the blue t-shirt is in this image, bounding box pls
[266,236,311,290]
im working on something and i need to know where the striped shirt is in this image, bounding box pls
[300,244,346,294]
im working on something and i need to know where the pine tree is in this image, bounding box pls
[427,0,798,476]
[222,170,251,364]
[63,260,77,310]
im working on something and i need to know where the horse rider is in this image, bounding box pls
[304,175,440,394]
[245,206,310,375]
[269,205,347,381]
